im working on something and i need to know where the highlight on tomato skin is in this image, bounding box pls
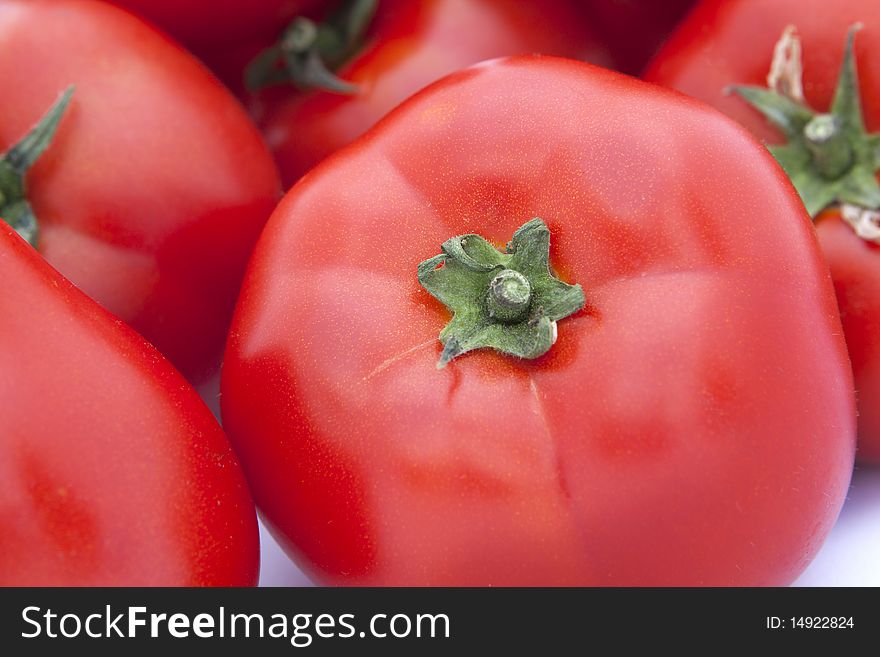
[0,0,281,385]
[644,0,880,464]
[0,225,260,587]
[221,55,856,586]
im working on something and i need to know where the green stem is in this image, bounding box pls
[486,269,532,323]
[803,114,854,179]
[245,0,377,94]
[0,87,74,247]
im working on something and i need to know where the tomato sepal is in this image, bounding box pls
[730,25,880,218]
[417,217,585,368]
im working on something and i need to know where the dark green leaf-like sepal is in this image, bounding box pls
[418,218,585,368]
[245,0,377,93]
[0,87,73,247]
[727,85,814,139]
[729,25,880,218]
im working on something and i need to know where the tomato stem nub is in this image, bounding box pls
[729,25,880,223]
[0,87,73,248]
[803,114,855,179]
[486,269,532,323]
[245,0,377,94]
[417,218,585,368]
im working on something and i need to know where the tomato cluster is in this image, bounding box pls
[1,0,874,586]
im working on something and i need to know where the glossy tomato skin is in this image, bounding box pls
[645,0,880,463]
[103,0,321,50]
[582,0,696,74]
[248,0,613,187]
[223,56,855,586]
[0,0,281,383]
[0,226,259,586]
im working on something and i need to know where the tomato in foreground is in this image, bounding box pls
[222,56,855,585]
[645,0,880,464]
[0,226,259,586]
[0,0,281,383]
[229,0,612,186]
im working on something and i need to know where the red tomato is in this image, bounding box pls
[0,225,259,586]
[103,0,321,50]
[582,0,696,74]
[645,0,880,463]
[240,0,612,187]
[0,0,280,383]
[222,56,855,585]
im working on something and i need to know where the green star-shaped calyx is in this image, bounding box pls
[1,87,73,248]
[729,25,880,220]
[417,218,585,368]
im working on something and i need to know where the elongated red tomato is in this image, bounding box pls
[239,0,612,186]
[222,56,855,586]
[0,225,258,586]
[645,0,880,463]
[0,0,280,383]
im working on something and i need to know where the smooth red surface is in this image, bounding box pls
[583,0,696,74]
[244,0,612,186]
[223,56,856,586]
[0,0,280,382]
[0,226,259,586]
[105,0,319,49]
[645,0,880,463]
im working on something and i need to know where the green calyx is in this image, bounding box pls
[417,218,585,369]
[729,25,880,218]
[0,87,73,248]
[245,0,377,94]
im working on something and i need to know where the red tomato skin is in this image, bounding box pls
[643,0,880,141]
[103,0,321,50]
[0,0,281,383]
[644,0,880,463]
[247,0,613,187]
[222,56,856,586]
[0,226,259,586]
[582,0,696,74]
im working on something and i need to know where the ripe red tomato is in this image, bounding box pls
[645,0,880,463]
[237,0,612,187]
[582,0,696,74]
[103,0,321,50]
[0,0,280,383]
[0,225,259,586]
[222,56,855,585]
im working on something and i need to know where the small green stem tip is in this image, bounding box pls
[245,0,377,94]
[486,269,532,323]
[803,114,854,179]
[417,218,585,368]
[1,87,74,248]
